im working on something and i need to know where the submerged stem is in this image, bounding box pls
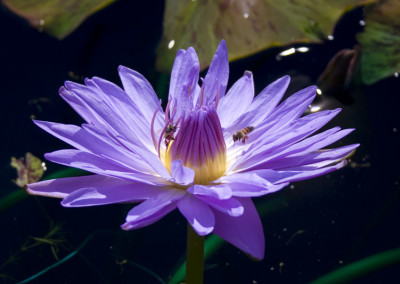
[186,223,205,284]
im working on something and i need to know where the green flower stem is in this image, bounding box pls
[309,247,400,284]
[186,222,205,284]
[169,196,287,283]
[0,189,28,214]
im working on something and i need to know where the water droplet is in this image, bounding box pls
[394,72,399,77]
[243,12,249,19]
[279,48,296,56]
[327,35,334,40]
[316,88,322,95]
[39,19,45,26]
[168,40,175,49]
[310,105,321,113]
[296,46,309,53]
[359,20,365,26]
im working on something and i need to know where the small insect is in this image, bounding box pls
[164,123,177,147]
[232,126,255,144]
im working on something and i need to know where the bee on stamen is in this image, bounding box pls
[233,126,255,144]
[164,123,177,147]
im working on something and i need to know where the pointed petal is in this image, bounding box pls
[109,133,172,180]
[218,71,254,128]
[178,194,215,236]
[122,203,177,230]
[213,198,265,260]
[61,82,149,149]
[33,120,153,174]
[169,49,186,100]
[170,47,200,118]
[187,184,232,200]
[27,175,115,199]
[171,160,195,185]
[122,189,185,230]
[118,66,162,127]
[218,172,288,197]
[195,195,244,216]
[224,75,290,132]
[61,180,162,207]
[44,149,166,185]
[203,40,229,105]
[254,160,348,184]
[232,109,342,172]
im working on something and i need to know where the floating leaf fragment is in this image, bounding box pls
[11,152,45,188]
[157,0,375,72]
[1,0,116,39]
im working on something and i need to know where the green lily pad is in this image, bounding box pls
[1,0,115,39]
[357,0,400,85]
[156,0,374,72]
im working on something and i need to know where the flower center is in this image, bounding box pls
[164,106,226,184]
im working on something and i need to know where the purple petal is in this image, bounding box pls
[283,129,355,157]
[109,133,172,180]
[44,149,166,185]
[122,203,177,230]
[248,127,355,170]
[27,174,115,198]
[263,144,359,169]
[254,160,348,184]
[202,40,229,105]
[213,197,265,260]
[170,160,195,185]
[59,86,99,125]
[224,75,290,132]
[169,49,186,101]
[60,180,162,207]
[33,120,153,174]
[187,184,232,200]
[122,189,185,230]
[232,109,342,172]
[118,66,163,127]
[228,182,288,197]
[195,195,244,216]
[85,76,163,147]
[218,71,254,128]
[269,85,317,122]
[218,172,288,197]
[169,47,200,118]
[61,82,148,148]
[177,194,215,235]
[268,144,359,170]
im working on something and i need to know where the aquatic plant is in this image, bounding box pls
[27,40,358,281]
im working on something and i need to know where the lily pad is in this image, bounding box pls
[1,0,115,39]
[156,0,374,72]
[357,0,400,85]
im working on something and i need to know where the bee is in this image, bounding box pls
[164,123,177,147]
[233,126,255,144]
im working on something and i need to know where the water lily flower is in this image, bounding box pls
[27,40,358,260]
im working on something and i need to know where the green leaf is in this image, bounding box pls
[357,0,400,85]
[156,0,375,72]
[1,0,116,39]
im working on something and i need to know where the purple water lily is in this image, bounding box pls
[27,40,358,260]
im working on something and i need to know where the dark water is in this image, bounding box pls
[1,1,399,283]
